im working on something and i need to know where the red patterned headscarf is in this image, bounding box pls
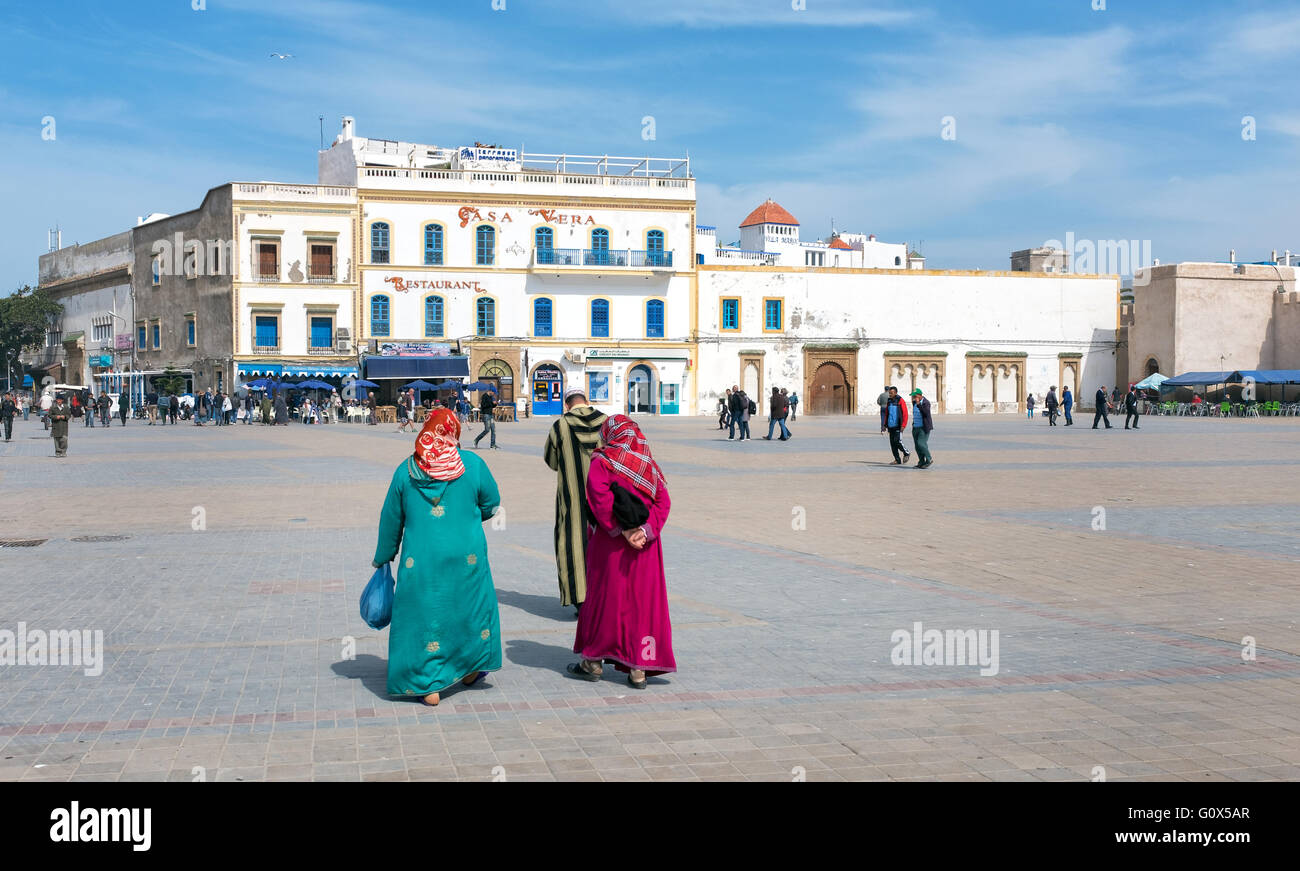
[595,414,665,500]
[413,408,465,481]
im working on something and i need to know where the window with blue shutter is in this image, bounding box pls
[646,299,664,338]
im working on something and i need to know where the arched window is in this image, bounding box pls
[589,228,610,265]
[370,223,390,264]
[646,299,664,338]
[590,298,610,338]
[646,230,665,266]
[1146,357,1160,376]
[476,297,495,337]
[424,295,444,337]
[371,295,390,337]
[533,298,553,337]
[475,225,495,266]
[894,255,902,266]
[424,224,443,266]
[535,227,554,265]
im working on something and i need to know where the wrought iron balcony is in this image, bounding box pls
[532,248,673,269]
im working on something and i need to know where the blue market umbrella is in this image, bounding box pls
[431,380,462,390]
[402,380,441,391]
[351,378,379,388]
[465,381,498,391]
[297,379,335,390]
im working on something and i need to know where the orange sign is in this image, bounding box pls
[455,205,595,228]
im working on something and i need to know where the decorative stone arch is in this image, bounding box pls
[883,352,947,413]
[1058,353,1082,404]
[965,352,1027,414]
[738,349,765,401]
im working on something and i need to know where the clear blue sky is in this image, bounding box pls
[2,0,1297,292]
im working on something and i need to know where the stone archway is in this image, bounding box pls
[1058,354,1081,403]
[966,353,1026,414]
[810,362,851,414]
[884,353,946,412]
[802,346,858,415]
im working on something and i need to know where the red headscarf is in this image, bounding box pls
[413,408,465,480]
[595,414,666,500]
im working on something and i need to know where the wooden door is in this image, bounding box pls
[811,363,849,414]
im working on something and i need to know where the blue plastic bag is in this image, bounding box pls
[360,563,395,630]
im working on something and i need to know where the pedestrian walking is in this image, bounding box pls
[544,388,609,612]
[473,390,498,449]
[718,390,731,430]
[763,386,792,440]
[880,386,911,464]
[736,389,753,441]
[1026,393,1035,420]
[396,394,415,433]
[366,392,377,425]
[1,392,16,442]
[910,388,934,468]
[49,395,71,457]
[788,390,799,422]
[727,385,743,439]
[1124,385,1141,429]
[39,390,53,430]
[1044,387,1058,426]
[1062,386,1074,426]
[21,395,30,421]
[1093,385,1113,429]
[273,392,289,425]
[260,393,272,425]
[97,393,112,427]
[371,408,502,706]
[243,392,254,424]
[568,414,675,690]
[117,391,129,426]
[146,389,158,425]
[82,389,95,427]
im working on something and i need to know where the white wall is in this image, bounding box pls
[695,267,1119,414]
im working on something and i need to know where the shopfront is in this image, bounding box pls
[531,363,564,415]
[583,348,688,415]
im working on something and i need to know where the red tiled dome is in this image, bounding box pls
[828,236,853,250]
[740,199,799,228]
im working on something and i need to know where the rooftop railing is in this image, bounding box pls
[533,247,674,268]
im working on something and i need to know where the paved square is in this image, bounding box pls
[2,411,1299,781]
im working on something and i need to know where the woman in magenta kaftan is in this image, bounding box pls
[569,415,675,689]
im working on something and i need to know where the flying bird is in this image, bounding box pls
[270,53,294,59]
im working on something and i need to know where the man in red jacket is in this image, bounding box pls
[879,385,910,465]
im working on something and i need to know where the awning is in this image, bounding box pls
[364,355,470,379]
[1229,369,1300,385]
[237,363,359,377]
[1161,371,1234,388]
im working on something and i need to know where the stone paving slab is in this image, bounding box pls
[2,411,1299,780]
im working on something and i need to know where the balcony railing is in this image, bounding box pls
[307,273,336,283]
[255,272,280,283]
[253,344,280,354]
[307,345,338,355]
[716,248,777,263]
[533,248,673,268]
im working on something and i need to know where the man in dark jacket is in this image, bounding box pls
[1044,386,1059,426]
[97,392,112,427]
[879,385,911,464]
[474,390,498,449]
[145,389,158,425]
[1124,385,1140,430]
[1093,385,1113,429]
[0,392,16,442]
[50,394,71,457]
[727,384,743,440]
[764,386,791,440]
[909,388,934,468]
[117,391,129,426]
[82,389,95,427]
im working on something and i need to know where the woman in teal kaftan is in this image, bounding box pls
[372,408,502,705]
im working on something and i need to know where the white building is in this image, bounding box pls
[695,266,1118,415]
[320,118,697,416]
[699,199,923,270]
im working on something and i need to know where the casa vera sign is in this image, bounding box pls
[457,205,596,228]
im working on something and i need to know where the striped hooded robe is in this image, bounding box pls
[543,405,608,606]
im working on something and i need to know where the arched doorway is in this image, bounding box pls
[1145,357,1160,377]
[478,359,514,403]
[627,363,658,414]
[811,362,850,414]
[531,362,563,415]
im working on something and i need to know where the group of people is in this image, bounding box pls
[879,386,935,468]
[718,385,799,441]
[372,386,673,704]
[1032,384,1142,430]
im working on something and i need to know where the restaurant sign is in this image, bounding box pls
[383,276,485,293]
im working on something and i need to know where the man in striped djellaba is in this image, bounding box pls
[543,388,608,613]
